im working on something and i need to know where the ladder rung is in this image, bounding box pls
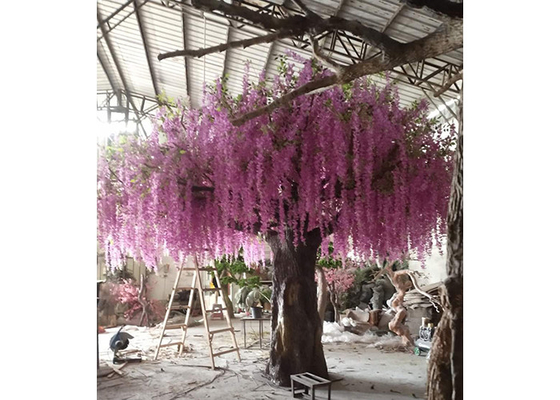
[208,327,234,335]
[159,341,185,348]
[176,287,219,292]
[206,305,225,313]
[168,304,190,310]
[213,348,239,357]
[165,324,188,329]
[181,267,218,271]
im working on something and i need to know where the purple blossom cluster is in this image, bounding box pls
[97,57,454,270]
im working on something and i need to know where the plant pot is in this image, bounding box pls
[250,306,263,319]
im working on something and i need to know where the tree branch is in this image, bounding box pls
[310,37,343,74]
[232,19,462,125]
[158,30,297,60]
[191,185,215,192]
[184,0,462,126]
[191,0,402,54]
[433,70,462,97]
[108,167,124,185]
[231,74,339,126]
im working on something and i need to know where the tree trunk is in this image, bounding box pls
[221,284,235,319]
[329,291,340,324]
[316,266,328,322]
[427,93,463,400]
[138,273,150,327]
[265,228,328,387]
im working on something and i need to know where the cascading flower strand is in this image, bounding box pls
[98,56,455,270]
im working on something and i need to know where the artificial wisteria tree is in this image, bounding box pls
[98,56,454,385]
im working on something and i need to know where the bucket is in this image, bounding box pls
[250,306,263,319]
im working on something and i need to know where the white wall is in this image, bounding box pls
[407,240,448,286]
[97,252,236,308]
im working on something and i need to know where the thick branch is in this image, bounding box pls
[433,70,462,97]
[231,74,339,126]
[232,19,462,125]
[158,30,297,60]
[191,185,215,192]
[192,0,401,53]
[311,37,343,74]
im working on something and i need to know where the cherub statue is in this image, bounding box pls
[374,261,441,347]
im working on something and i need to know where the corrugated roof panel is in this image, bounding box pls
[265,40,314,80]
[99,4,155,96]
[346,0,401,14]
[97,61,113,91]
[98,0,130,19]
[305,0,342,17]
[185,11,228,107]
[139,2,187,100]
[97,0,462,115]
[385,21,437,43]
[223,24,272,97]
[97,39,125,91]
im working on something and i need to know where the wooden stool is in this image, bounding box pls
[210,304,224,320]
[290,372,332,400]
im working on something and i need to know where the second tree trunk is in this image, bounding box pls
[265,228,328,386]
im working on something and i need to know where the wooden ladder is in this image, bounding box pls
[154,255,241,369]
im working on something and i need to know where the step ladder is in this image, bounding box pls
[154,255,241,369]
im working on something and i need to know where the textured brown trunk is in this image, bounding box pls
[265,228,328,387]
[427,93,463,400]
[221,284,235,319]
[329,291,340,323]
[138,273,150,327]
[316,266,328,322]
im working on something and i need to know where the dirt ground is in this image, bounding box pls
[97,315,428,400]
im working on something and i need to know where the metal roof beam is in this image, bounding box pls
[97,0,134,28]
[222,21,232,79]
[97,9,148,137]
[97,51,119,94]
[405,63,458,119]
[97,0,149,43]
[392,64,460,96]
[181,5,191,102]
[133,0,161,98]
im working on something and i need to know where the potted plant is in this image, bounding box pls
[245,286,271,318]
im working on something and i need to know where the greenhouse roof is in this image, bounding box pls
[97,0,462,131]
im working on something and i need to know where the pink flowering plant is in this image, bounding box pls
[97,54,454,270]
[108,279,165,324]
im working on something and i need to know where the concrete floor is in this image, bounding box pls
[97,316,428,400]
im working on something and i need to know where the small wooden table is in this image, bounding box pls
[240,315,271,349]
[290,372,332,400]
